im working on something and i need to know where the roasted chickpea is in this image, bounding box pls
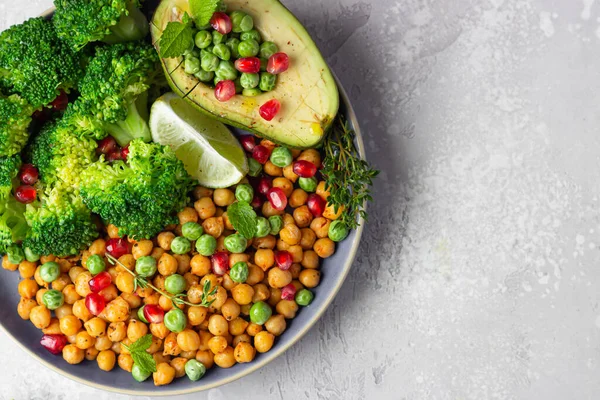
[301,250,320,269]
[127,319,148,342]
[213,347,236,368]
[170,357,188,378]
[213,188,235,207]
[280,224,301,245]
[283,163,298,182]
[118,353,134,372]
[282,213,295,226]
[186,284,205,304]
[89,239,106,256]
[195,350,214,369]
[194,186,214,200]
[67,266,85,283]
[157,232,175,251]
[177,329,201,351]
[111,341,122,354]
[117,254,135,271]
[151,247,165,261]
[202,217,224,238]
[59,315,82,336]
[99,284,118,303]
[254,249,274,271]
[268,288,282,307]
[273,177,293,198]
[63,344,85,364]
[153,353,171,365]
[316,181,330,200]
[323,202,343,220]
[261,201,284,217]
[74,271,93,297]
[265,314,287,336]
[94,336,113,351]
[246,323,262,337]
[163,332,182,356]
[264,160,283,176]
[221,298,241,321]
[115,272,135,294]
[234,342,256,363]
[310,217,331,238]
[40,255,56,264]
[86,347,99,361]
[2,254,18,271]
[267,268,292,289]
[17,298,38,320]
[228,317,249,336]
[297,148,321,167]
[240,304,251,316]
[131,240,153,259]
[254,331,275,353]
[42,318,62,335]
[18,261,37,279]
[222,212,234,230]
[158,253,178,276]
[293,205,313,228]
[85,317,107,337]
[314,238,335,258]
[52,274,70,292]
[289,188,308,208]
[228,253,250,268]
[198,330,213,350]
[208,314,228,336]
[174,254,191,275]
[276,300,299,319]
[149,322,170,340]
[75,331,96,350]
[194,197,216,220]
[106,224,121,239]
[97,350,116,371]
[300,229,317,250]
[28,305,50,329]
[183,272,199,289]
[252,235,276,250]
[288,245,303,263]
[208,335,228,354]
[33,266,47,287]
[72,299,92,322]
[209,286,227,311]
[188,306,207,326]
[231,284,254,305]
[153,362,176,386]
[299,269,321,288]
[101,297,130,323]
[245,265,264,285]
[17,279,38,299]
[158,295,175,311]
[178,207,199,225]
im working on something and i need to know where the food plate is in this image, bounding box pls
[0,2,367,395]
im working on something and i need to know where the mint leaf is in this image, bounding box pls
[190,0,221,27]
[158,13,194,58]
[129,334,153,352]
[227,201,257,239]
[131,350,157,374]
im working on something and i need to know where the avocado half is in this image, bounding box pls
[150,0,339,149]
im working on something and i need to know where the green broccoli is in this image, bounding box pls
[0,155,20,204]
[69,42,159,145]
[0,156,28,254]
[0,94,35,157]
[0,17,85,108]
[80,139,193,239]
[53,0,149,50]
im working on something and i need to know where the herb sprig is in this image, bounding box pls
[321,117,379,230]
[121,334,156,374]
[106,254,217,307]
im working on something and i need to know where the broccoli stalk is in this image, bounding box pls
[102,0,149,45]
[0,197,28,254]
[104,91,151,147]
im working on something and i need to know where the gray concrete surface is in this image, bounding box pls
[2,0,600,399]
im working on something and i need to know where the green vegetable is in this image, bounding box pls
[255,217,270,238]
[185,359,206,381]
[248,158,263,177]
[260,42,278,59]
[40,261,60,283]
[240,73,260,89]
[235,184,254,203]
[216,60,238,81]
[164,308,187,333]
[224,233,248,253]
[295,289,314,306]
[249,301,272,325]
[230,11,253,33]
[234,78,243,94]
[7,244,24,265]
[298,177,318,192]
[189,0,221,27]
[86,254,106,275]
[212,30,227,45]
[194,30,212,49]
[42,290,64,310]
[238,39,260,57]
[328,220,349,242]
[182,222,204,241]
[225,37,241,58]
[24,248,39,263]
[158,12,194,58]
[213,43,231,61]
[201,51,220,72]
[268,215,284,235]
[135,256,157,278]
[171,237,192,254]
[132,363,152,382]
[184,48,200,58]
[260,57,268,72]
[241,29,261,42]
[259,72,277,92]
[185,56,201,75]
[122,335,156,378]
[137,305,149,323]
[229,261,249,283]
[242,88,262,97]
[227,202,257,239]
[0,95,35,157]
[165,274,186,294]
[194,69,215,82]
[270,147,292,167]
[196,234,217,256]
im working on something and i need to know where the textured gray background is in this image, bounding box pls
[1,0,600,399]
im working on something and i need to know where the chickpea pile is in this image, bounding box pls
[5,142,346,386]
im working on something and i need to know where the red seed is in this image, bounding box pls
[250,194,263,209]
[257,176,272,195]
[212,252,230,276]
[40,334,68,355]
[275,251,293,270]
[266,187,287,211]
[267,53,290,74]
[214,80,236,102]
[18,164,38,185]
[106,238,129,258]
[210,12,232,34]
[88,271,112,293]
[293,160,317,178]
[143,304,165,324]
[85,293,106,316]
[259,99,281,122]
[106,151,123,162]
[15,185,36,204]
[239,135,256,153]
[234,57,261,73]
[50,91,69,111]
[306,194,326,217]
[121,145,130,160]
[97,136,118,155]
[32,108,50,122]
[281,283,297,301]
[252,145,271,164]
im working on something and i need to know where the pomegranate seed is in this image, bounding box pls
[40,334,68,355]
[18,164,38,185]
[281,283,297,300]
[210,12,232,34]
[307,194,326,217]
[85,293,106,316]
[267,53,290,74]
[259,99,281,122]
[275,251,293,270]
[97,136,117,155]
[266,187,287,211]
[251,194,263,208]
[212,252,230,276]
[88,271,112,293]
[293,160,317,178]
[107,151,123,162]
[234,57,261,73]
[121,145,130,160]
[32,108,50,122]
[143,304,165,324]
[50,91,69,111]
[252,145,271,164]
[239,135,256,153]
[257,176,272,195]
[15,185,36,204]
[106,238,129,258]
[215,80,236,102]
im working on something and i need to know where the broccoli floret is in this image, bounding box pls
[0,196,28,255]
[0,155,20,203]
[80,139,192,239]
[69,42,158,145]
[0,17,85,108]
[0,94,36,157]
[53,0,149,50]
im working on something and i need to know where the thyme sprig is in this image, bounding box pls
[321,117,379,230]
[106,254,217,308]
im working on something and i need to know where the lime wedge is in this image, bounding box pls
[150,93,248,188]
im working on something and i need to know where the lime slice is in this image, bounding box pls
[150,92,248,188]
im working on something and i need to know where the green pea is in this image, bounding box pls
[7,244,24,265]
[230,11,253,33]
[298,177,318,192]
[40,261,60,283]
[212,30,227,45]
[328,220,349,242]
[234,78,243,94]
[185,359,206,381]
[194,69,215,82]
[86,254,106,275]
[171,237,192,254]
[165,274,186,295]
[42,289,64,310]
[224,233,248,253]
[259,72,277,91]
[226,37,241,59]
[135,256,157,278]
[216,60,238,81]
[249,301,272,325]
[213,43,231,61]
[240,72,259,89]
[260,57,268,72]
[184,48,200,58]
[260,42,278,59]
[230,261,249,283]
[241,29,261,42]
[137,305,149,323]
[242,88,262,97]
[182,222,204,241]
[132,363,152,382]
[24,247,40,262]
[205,45,215,54]
[218,2,227,12]
[196,234,217,256]
[200,51,220,72]
[195,30,212,49]
[270,147,293,167]
[238,39,260,57]
[255,217,271,238]
[164,308,187,333]
[295,289,314,306]
[248,158,262,177]
[235,184,254,203]
[184,56,201,75]
[268,215,284,235]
